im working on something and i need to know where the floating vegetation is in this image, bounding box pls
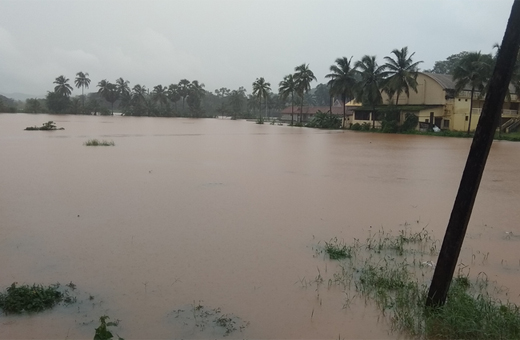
[313,223,520,339]
[24,120,64,131]
[84,139,115,146]
[93,315,124,340]
[0,282,76,314]
[168,301,249,337]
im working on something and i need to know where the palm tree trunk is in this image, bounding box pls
[343,98,346,128]
[372,105,376,129]
[300,94,304,123]
[291,92,294,126]
[467,88,475,135]
[265,97,268,119]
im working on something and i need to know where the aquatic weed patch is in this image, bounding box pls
[0,282,76,314]
[168,301,249,337]
[324,237,353,260]
[94,315,124,340]
[314,223,520,339]
[24,121,64,131]
[84,139,115,146]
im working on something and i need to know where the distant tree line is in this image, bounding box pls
[11,44,520,132]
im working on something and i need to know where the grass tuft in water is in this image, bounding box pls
[93,315,124,340]
[324,238,352,260]
[0,282,69,314]
[84,139,115,146]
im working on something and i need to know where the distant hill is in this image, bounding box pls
[0,92,43,101]
[0,94,16,107]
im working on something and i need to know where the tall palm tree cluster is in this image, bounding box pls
[327,47,423,128]
[40,44,508,126]
[47,74,208,116]
[263,47,423,127]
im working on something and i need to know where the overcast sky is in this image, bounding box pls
[0,0,515,98]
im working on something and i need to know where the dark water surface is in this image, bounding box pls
[1,114,519,339]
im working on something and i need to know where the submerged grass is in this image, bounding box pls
[316,224,520,339]
[0,282,75,314]
[324,238,352,260]
[84,139,115,146]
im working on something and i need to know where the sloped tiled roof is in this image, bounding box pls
[422,72,518,93]
[281,106,353,115]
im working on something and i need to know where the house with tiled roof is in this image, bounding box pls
[280,105,356,126]
[351,72,520,131]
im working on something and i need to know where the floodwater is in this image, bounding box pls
[1,113,520,339]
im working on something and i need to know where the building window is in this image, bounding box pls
[425,119,429,123]
[465,99,468,102]
[465,116,469,121]
[354,111,371,121]
[443,120,450,128]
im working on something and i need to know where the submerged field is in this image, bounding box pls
[1,114,520,339]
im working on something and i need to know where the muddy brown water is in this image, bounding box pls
[1,113,519,339]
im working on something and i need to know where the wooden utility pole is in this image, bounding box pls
[426,0,520,308]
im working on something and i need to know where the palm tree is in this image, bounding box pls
[325,57,358,126]
[97,80,119,114]
[116,78,131,113]
[355,55,387,128]
[452,51,494,134]
[152,85,168,110]
[167,84,181,112]
[53,75,73,97]
[130,84,147,116]
[252,77,271,119]
[187,80,205,117]
[116,78,131,97]
[294,64,317,123]
[178,79,191,111]
[74,72,91,108]
[383,47,423,105]
[228,89,245,120]
[279,74,297,125]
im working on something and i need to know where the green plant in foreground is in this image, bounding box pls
[319,225,520,339]
[84,139,115,146]
[324,238,352,260]
[93,315,124,340]
[0,282,66,314]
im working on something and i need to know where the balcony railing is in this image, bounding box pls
[471,108,519,116]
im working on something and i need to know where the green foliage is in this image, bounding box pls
[256,116,264,124]
[380,108,400,133]
[0,282,65,314]
[46,91,70,113]
[93,315,124,340]
[315,226,520,339]
[24,98,46,113]
[425,51,470,74]
[401,112,419,132]
[324,238,352,259]
[25,121,63,131]
[351,123,362,130]
[360,122,371,131]
[306,110,341,129]
[84,139,115,146]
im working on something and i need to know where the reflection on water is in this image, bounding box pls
[1,114,520,339]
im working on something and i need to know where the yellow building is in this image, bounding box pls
[351,72,520,131]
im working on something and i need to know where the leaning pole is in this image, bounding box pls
[426,0,520,308]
